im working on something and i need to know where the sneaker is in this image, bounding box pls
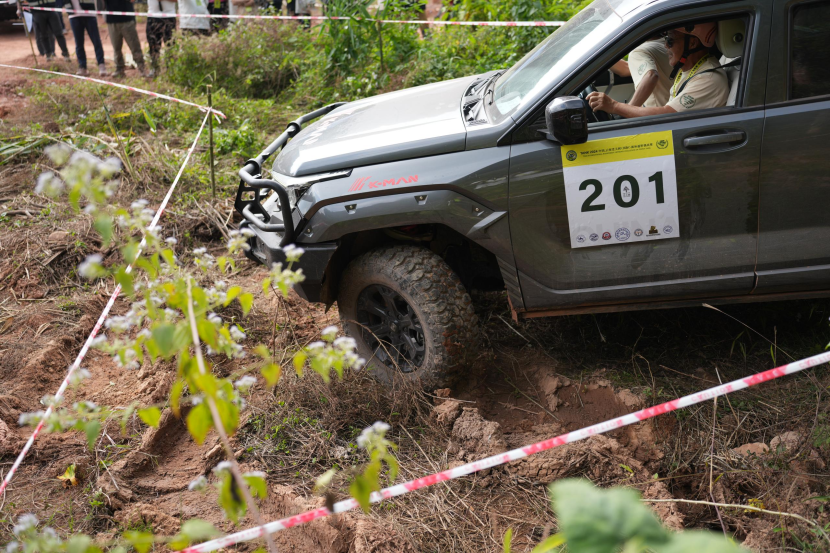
[77,67,89,76]
[98,63,109,77]
[112,69,125,78]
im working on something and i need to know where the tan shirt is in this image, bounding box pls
[628,40,673,108]
[667,56,729,112]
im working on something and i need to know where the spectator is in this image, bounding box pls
[178,0,210,35]
[206,0,228,33]
[146,0,176,72]
[23,0,71,61]
[68,0,107,76]
[103,0,150,77]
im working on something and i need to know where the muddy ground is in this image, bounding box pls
[0,46,829,552]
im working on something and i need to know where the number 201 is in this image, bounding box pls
[580,171,665,212]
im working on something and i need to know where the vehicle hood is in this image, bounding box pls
[272,75,479,177]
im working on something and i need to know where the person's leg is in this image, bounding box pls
[146,17,162,68]
[33,19,47,55]
[108,22,125,74]
[86,18,106,67]
[121,20,146,70]
[32,12,56,57]
[70,16,87,70]
[162,17,174,46]
[46,12,70,57]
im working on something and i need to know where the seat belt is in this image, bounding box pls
[675,57,742,97]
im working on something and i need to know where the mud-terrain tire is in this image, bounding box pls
[337,245,478,389]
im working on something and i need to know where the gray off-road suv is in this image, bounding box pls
[236,0,830,388]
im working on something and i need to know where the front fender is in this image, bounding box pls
[295,148,513,261]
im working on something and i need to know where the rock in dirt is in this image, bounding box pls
[433,388,451,399]
[432,400,462,428]
[538,375,565,411]
[451,407,506,458]
[0,417,16,454]
[47,231,70,244]
[770,431,802,452]
[731,442,769,457]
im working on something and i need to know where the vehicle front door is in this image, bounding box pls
[754,0,830,293]
[507,3,770,313]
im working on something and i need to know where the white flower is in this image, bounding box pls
[212,461,233,474]
[234,375,256,393]
[207,313,222,325]
[130,199,149,210]
[240,228,256,238]
[41,527,58,541]
[12,514,38,536]
[188,475,208,491]
[69,367,91,386]
[321,325,338,341]
[5,541,20,553]
[334,336,357,351]
[45,143,71,166]
[372,421,391,433]
[243,471,266,479]
[90,335,107,347]
[18,411,44,426]
[230,326,246,341]
[35,171,65,197]
[283,244,305,263]
[165,237,178,245]
[78,254,104,280]
[193,247,207,255]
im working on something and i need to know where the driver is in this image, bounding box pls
[586,24,729,118]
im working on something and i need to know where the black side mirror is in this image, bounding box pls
[545,96,588,145]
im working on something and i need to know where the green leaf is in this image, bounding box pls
[293,351,307,376]
[123,531,155,553]
[114,267,134,297]
[84,420,101,450]
[94,214,113,247]
[143,109,157,133]
[244,474,268,498]
[152,323,177,359]
[170,379,185,418]
[261,363,281,387]
[503,528,513,553]
[238,292,254,315]
[179,519,220,541]
[138,407,162,428]
[225,285,242,305]
[186,402,213,444]
[349,473,375,513]
[531,534,566,553]
[550,479,669,553]
[197,318,218,349]
[66,535,95,553]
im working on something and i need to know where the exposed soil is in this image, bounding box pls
[1,57,829,553]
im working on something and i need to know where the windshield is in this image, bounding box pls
[491,0,644,120]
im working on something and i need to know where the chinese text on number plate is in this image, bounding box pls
[562,130,679,249]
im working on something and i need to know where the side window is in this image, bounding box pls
[790,1,830,100]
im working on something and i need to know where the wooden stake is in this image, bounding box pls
[17,0,39,67]
[207,84,216,199]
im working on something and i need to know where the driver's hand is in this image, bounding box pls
[587,92,617,115]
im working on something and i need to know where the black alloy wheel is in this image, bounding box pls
[356,284,426,372]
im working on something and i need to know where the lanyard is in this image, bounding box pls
[672,54,709,99]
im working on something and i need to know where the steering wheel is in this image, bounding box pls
[578,83,610,123]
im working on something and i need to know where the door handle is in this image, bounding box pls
[683,131,746,148]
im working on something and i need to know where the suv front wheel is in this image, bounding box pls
[337,245,478,389]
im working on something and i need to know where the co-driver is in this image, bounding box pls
[587,23,728,118]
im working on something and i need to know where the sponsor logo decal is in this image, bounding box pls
[663,225,674,235]
[589,233,599,242]
[680,94,696,108]
[349,174,419,192]
[615,228,630,242]
[602,231,612,240]
[566,150,578,162]
[634,228,643,237]
[656,139,669,149]
[576,235,586,244]
[648,225,660,236]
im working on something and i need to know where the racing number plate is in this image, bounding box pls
[561,130,679,249]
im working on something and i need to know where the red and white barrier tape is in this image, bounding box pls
[0,63,227,119]
[180,349,830,553]
[23,6,564,25]
[0,110,211,497]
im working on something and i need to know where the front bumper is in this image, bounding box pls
[241,219,336,303]
[234,102,346,302]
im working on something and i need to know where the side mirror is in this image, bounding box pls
[545,96,588,145]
